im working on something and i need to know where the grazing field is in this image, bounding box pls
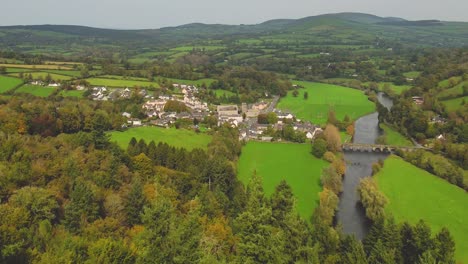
[0,63,73,70]
[15,85,56,97]
[84,78,161,88]
[379,124,413,146]
[161,77,216,87]
[403,71,421,78]
[375,156,468,263]
[214,89,236,97]
[0,75,23,93]
[237,142,328,219]
[109,126,212,150]
[9,72,73,81]
[437,81,467,99]
[60,90,85,97]
[441,96,467,112]
[45,70,82,77]
[277,81,375,125]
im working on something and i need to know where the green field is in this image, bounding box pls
[375,156,468,263]
[9,71,73,81]
[437,81,467,99]
[277,81,375,125]
[379,124,413,146]
[84,78,161,88]
[60,90,85,97]
[15,85,56,97]
[109,126,212,150]
[0,75,23,93]
[441,96,467,112]
[160,77,216,87]
[237,142,328,219]
[214,89,236,97]
[403,71,421,78]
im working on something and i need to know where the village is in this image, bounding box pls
[25,79,324,142]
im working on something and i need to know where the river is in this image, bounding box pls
[336,93,393,239]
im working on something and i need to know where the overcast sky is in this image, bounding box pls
[1,0,467,29]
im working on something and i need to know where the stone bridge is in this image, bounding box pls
[342,143,422,153]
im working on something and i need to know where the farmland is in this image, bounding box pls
[9,72,73,81]
[277,81,375,125]
[15,85,56,97]
[379,124,413,146]
[84,77,161,88]
[441,96,467,112]
[375,156,468,263]
[109,126,212,150]
[237,142,328,219]
[0,75,23,93]
[0,63,73,70]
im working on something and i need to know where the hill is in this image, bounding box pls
[0,12,467,56]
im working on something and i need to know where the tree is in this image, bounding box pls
[137,196,175,263]
[64,180,100,233]
[86,238,135,264]
[304,91,309,100]
[321,166,342,194]
[357,177,388,222]
[292,90,299,97]
[313,188,339,226]
[9,186,58,224]
[311,138,327,158]
[124,180,147,226]
[432,227,455,264]
[327,110,338,124]
[323,124,342,152]
[234,173,286,263]
[270,180,294,225]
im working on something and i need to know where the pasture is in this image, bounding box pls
[375,156,468,263]
[109,126,212,150]
[0,75,23,93]
[277,81,375,125]
[237,142,328,219]
[441,96,467,112]
[15,85,56,97]
[379,124,413,146]
[84,78,161,88]
[0,63,73,70]
[9,72,73,81]
[60,90,85,97]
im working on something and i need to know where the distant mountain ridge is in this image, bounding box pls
[0,12,467,49]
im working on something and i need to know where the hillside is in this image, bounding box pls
[0,12,467,55]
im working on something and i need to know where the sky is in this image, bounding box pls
[1,0,467,29]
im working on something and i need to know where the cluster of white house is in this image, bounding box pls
[142,84,209,118]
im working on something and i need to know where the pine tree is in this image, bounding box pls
[124,180,146,226]
[138,197,175,263]
[64,180,99,233]
[271,180,294,225]
[432,227,455,264]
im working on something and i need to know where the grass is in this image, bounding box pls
[277,81,375,125]
[237,142,328,219]
[15,85,56,97]
[403,71,421,78]
[60,90,84,97]
[375,156,468,263]
[9,72,73,81]
[437,81,467,99]
[441,96,467,112]
[379,124,413,146]
[214,89,236,97]
[0,75,23,93]
[0,63,72,70]
[84,78,161,88]
[159,77,216,87]
[109,126,212,150]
